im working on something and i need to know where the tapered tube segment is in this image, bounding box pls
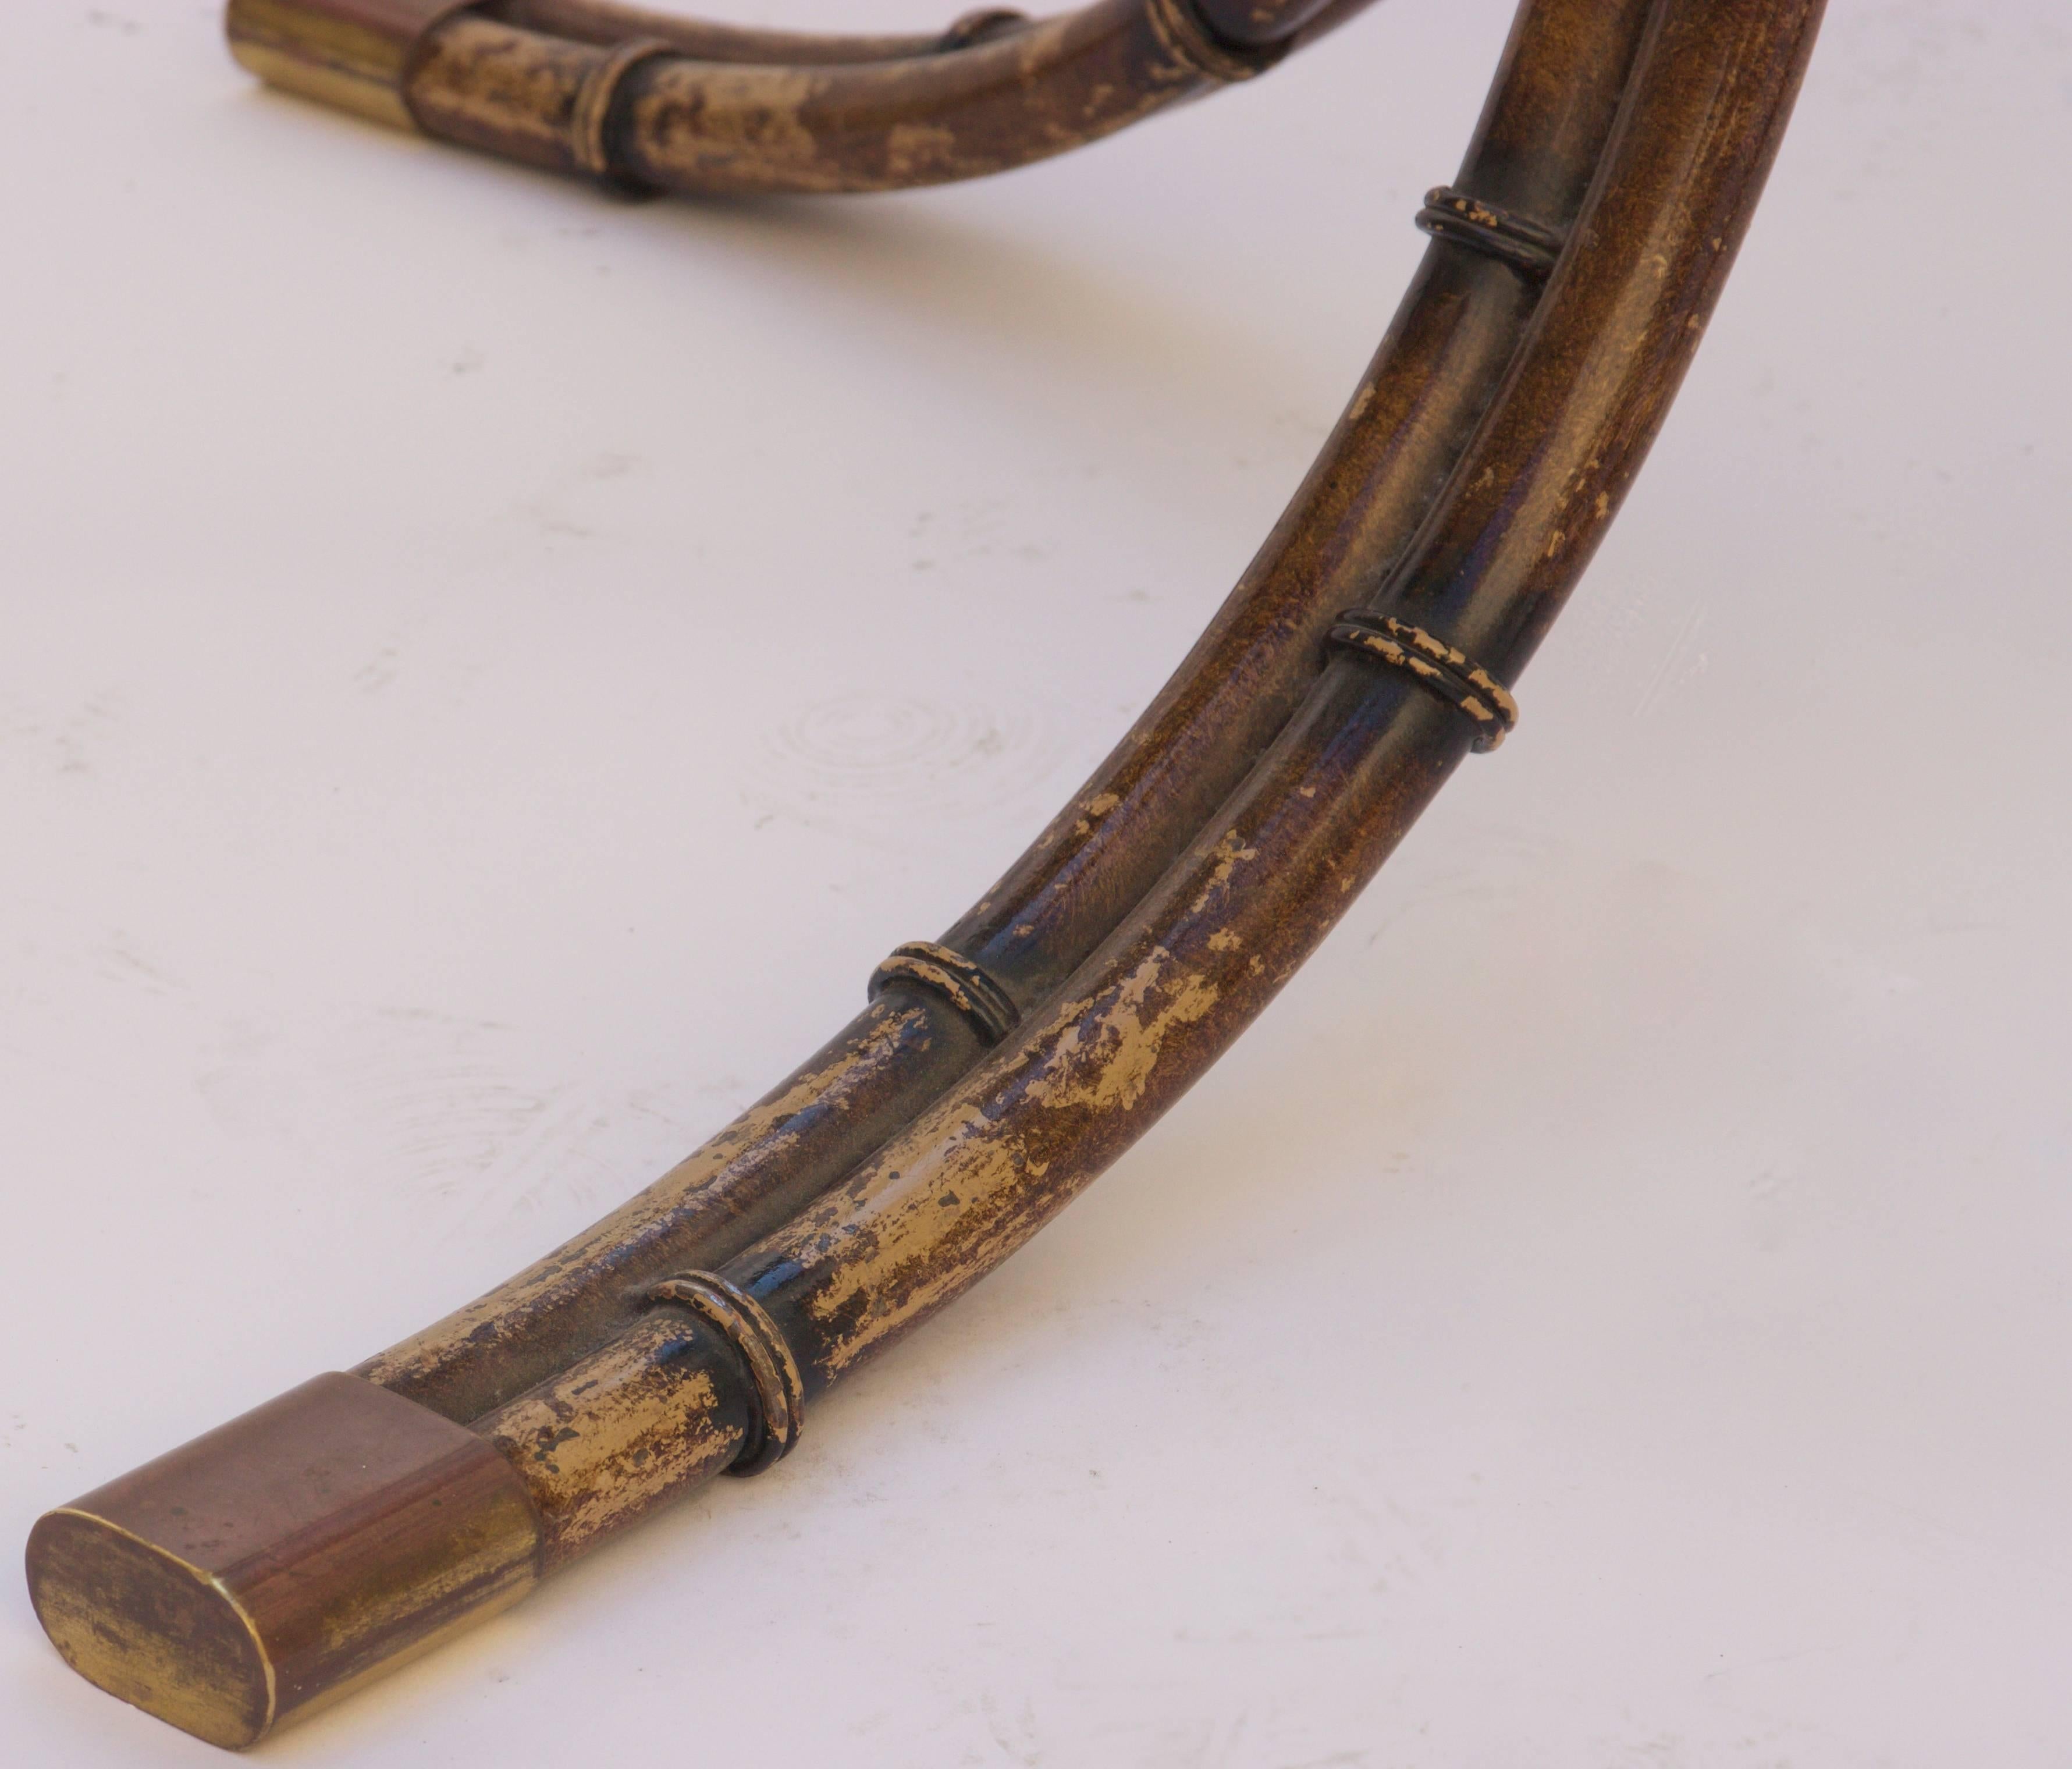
[353,0,1657,1430]
[407,0,1824,1575]
[941,0,1655,989]
[228,1,1385,196]
[721,0,1827,1393]
[25,1376,542,1750]
[411,1,1231,194]
[358,992,990,1422]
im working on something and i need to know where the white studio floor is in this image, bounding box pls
[3,2,2067,1764]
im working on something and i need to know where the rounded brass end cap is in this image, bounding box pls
[29,1509,273,1749]
[26,1373,541,1749]
[225,0,475,132]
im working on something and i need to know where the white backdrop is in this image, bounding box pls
[4,2,2068,1763]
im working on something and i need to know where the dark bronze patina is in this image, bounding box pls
[32,0,1826,1746]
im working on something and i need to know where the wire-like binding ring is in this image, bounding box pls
[569,37,675,192]
[1328,610,1520,751]
[1143,0,1288,83]
[870,940,1022,1044]
[645,1272,805,1476]
[1416,186,1566,281]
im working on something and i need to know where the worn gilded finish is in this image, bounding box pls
[477,1310,748,1566]
[411,1,1272,194]
[30,0,1825,1747]
[234,0,1385,193]
[356,992,980,1422]
[740,0,1830,1391]
[355,0,1655,1432]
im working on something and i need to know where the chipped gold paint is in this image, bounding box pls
[479,1315,744,1566]
[1328,616,1517,749]
[645,1272,805,1473]
[1186,827,1261,917]
[748,873,1308,1381]
[603,1,1217,196]
[358,997,943,1418]
[1026,947,1222,1116]
[885,121,961,181]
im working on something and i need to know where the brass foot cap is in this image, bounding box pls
[27,1373,540,1749]
[225,0,473,131]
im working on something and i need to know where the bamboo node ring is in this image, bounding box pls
[1327,611,1520,752]
[1143,0,1287,84]
[1416,186,1566,281]
[645,1273,805,1476]
[870,940,1023,1044]
[569,37,676,194]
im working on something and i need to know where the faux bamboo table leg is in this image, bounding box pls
[354,0,1655,1432]
[28,0,1824,1747]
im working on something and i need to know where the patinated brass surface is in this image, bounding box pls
[27,1374,541,1748]
[30,0,1825,1746]
[226,0,477,128]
